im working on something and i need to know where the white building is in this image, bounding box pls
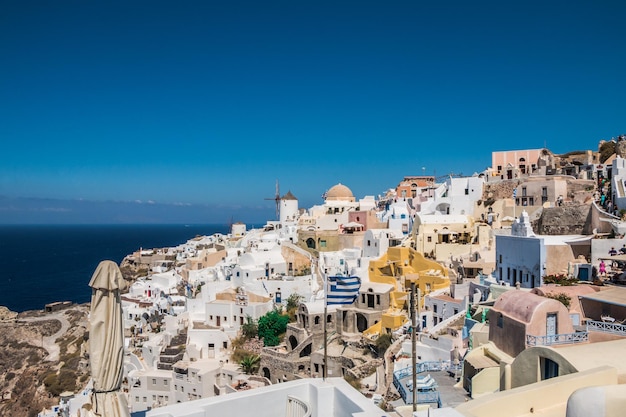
[231,247,287,286]
[495,211,546,288]
[420,175,484,216]
[204,289,273,336]
[280,191,299,224]
[146,377,392,417]
[362,228,405,258]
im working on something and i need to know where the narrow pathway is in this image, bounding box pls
[19,311,71,362]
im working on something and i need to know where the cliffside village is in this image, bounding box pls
[42,138,626,417]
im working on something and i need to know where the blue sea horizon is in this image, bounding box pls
[0,223,237,312]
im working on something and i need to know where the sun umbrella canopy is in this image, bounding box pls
[86,260,130,417]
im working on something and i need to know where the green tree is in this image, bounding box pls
[241,315,258,339]
[258,309,289,346]
[286,293,303,322]
[374,333,393,357]
[239,354,261,375]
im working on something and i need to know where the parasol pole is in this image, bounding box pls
[323,271,328,380]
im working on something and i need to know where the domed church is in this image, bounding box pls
[324,183,355,202]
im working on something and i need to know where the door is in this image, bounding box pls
[546,313,557,344]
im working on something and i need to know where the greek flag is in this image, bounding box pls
[326,275,361,305]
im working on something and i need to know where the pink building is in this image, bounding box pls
[488,290,574,357]
[491,149,544,179]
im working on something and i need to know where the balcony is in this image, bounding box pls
[526,331,589,347]
[586,320,626,336]
[285,395,311,417]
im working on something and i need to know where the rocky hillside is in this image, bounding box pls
[0,305,90,417]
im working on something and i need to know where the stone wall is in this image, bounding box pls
[533,205,592,235]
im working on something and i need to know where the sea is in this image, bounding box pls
[0,224,235,313]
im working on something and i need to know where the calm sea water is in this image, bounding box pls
[0,224,232,312]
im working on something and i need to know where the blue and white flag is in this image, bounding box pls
[326,275,361,305]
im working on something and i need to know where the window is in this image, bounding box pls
[541,357,559,380]
[427,236,432,242]
[152,378,156,385]
[320,240,327,248]
[522,187,527,197]
[465,188,469,195]
[376,295,380,305]
[434,305,438,313]
[223,341,228,348]
[164,380,169,386]
[143,397,147,403]
[497,165,502,172]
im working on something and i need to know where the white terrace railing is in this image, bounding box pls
[526,331,589,347]
[285,395,311,417]
[586,320,626,336]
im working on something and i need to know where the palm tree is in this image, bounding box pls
[239,354,261,375]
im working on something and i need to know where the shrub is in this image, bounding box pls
[258,309,289,347]
[544,292,571,308]
[374,333,393,356]
[240,315,258,340]
[542,274,577,286]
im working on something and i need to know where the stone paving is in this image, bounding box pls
[389,370,470,411]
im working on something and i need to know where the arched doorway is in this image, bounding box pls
[262,367,271,381]
[306,238,315,249]
[299,343,312,357]
[356,313,368,333]
[289,335,298,350]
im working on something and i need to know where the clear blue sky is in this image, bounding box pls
[1,0,625,224]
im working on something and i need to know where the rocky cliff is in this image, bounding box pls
[0,305,90,417]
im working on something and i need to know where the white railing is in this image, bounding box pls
[285,395,311,417]
[526,332,588,346]
[587,320,626,336]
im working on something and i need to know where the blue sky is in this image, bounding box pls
[1,0,625,224]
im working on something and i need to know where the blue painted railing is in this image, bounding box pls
[586,320,626,336]
[526,331,588,347]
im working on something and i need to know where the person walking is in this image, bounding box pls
[599,260,607,278]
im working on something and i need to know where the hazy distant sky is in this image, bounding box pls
[1,1,625,224]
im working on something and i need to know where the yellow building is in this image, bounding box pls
[366,246,450,333]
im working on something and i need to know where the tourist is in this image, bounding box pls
[599,260,607,277]
[609,247,617,256]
